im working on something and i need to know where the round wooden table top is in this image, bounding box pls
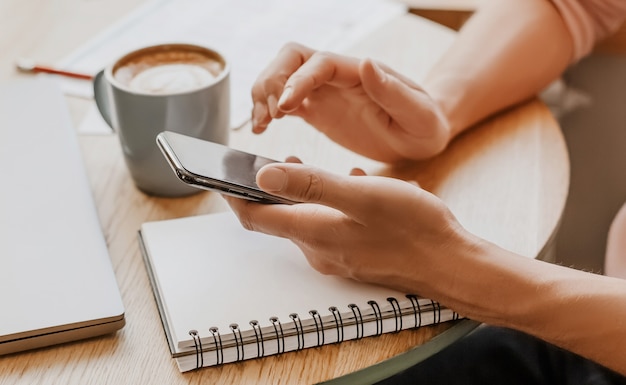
[0,2,568,384]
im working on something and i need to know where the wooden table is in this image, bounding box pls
[0,1,569,384]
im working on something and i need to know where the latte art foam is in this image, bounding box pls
[128,64,216,94]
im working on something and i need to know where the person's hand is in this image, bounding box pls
[250,42,451,163]
[225,162,477,295]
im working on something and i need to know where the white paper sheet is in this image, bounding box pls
[56,0,406,132]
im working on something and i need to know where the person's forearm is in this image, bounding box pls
[423,0,573,138]
[419,233,626,375]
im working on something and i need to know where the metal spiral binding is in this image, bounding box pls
[349,303,364,339]
[209,326,223,365]
[367,300,383,336]
[387,297,403,332]
[309,310,324,346]
[290,313,305,350]
[189,329,203,369]
[329,306,344,343]
[250,320,265,358]
[229,323,244,361]
[431,300,441,324]
[406,294,423,328]
[270,316,285,354]
[186,297,449,367]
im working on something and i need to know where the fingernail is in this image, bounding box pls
[267,94,278,117]
[277,86,293,109]
[258,167,286,192]
[252,102,266,121]
[371,61,386,82]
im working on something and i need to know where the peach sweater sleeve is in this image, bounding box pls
[550,0,626,61]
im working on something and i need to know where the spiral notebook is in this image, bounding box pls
[139,211,459,372]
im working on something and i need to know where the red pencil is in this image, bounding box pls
[15,58,93,80]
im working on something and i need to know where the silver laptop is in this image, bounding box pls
[0,78,125,355]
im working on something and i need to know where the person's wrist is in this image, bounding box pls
[422,76,469,143]
[410,225,491,310]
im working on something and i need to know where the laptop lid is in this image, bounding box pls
[0,78,125,354]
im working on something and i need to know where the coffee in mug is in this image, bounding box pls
[112,45,224,94]
[93,43,230,197]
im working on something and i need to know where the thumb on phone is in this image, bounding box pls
[256,163,361,214]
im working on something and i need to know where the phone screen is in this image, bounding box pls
[157,131,296,204]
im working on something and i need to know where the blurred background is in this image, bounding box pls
[554,52,626,273]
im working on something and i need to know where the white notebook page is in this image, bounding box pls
[140,211,415,350]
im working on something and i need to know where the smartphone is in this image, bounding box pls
[156,131,298,204]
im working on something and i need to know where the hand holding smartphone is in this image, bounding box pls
[156,131,298,204]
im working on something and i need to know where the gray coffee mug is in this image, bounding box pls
[93,43,230,197]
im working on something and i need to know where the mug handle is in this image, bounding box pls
[93,69,114,130]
